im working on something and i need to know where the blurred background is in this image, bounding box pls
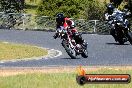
[0,0,131,34]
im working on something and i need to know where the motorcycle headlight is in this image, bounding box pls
[117,23,121,25]
[114,20,116,22]
[59,29,62,33]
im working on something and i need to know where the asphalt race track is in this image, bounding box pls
[0,29,132,67]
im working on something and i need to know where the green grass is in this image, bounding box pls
[0,42,48,60]
[0,68,131,88]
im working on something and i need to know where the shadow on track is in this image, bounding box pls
[106,42,130,45]
[61,57,81,59]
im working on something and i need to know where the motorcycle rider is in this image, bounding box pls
[53,13,87,48]
[105,3,124,41]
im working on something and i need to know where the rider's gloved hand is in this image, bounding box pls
[53,31,59,39]
[53,34,58,39]
[108,16,114,21]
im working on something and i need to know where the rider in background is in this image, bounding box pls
[53,13,87,48]
[105,3,123,21]
[105,3,123,41]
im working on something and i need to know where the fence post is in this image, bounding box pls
[93,20,99,33]
[22,14,26,30]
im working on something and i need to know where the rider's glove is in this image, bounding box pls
[53,34,58,39]
[108,16,114,21]
[53,26,64,39]
[53,31,58,39]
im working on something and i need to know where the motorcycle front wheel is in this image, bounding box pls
[81,49,88,58]
[127,31,132,45]
[62,40,77,59]
[118,39,125,45]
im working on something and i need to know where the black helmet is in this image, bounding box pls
[56,13,65,24]
[107,3,115,14]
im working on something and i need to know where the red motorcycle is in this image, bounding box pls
[55,27,88,59]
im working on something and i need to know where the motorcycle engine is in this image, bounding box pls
[76,44,81,48]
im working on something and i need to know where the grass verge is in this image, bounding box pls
[0,67,131,88]
[0,42,48,60]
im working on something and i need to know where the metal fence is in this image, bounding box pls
[0,12,131,34]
